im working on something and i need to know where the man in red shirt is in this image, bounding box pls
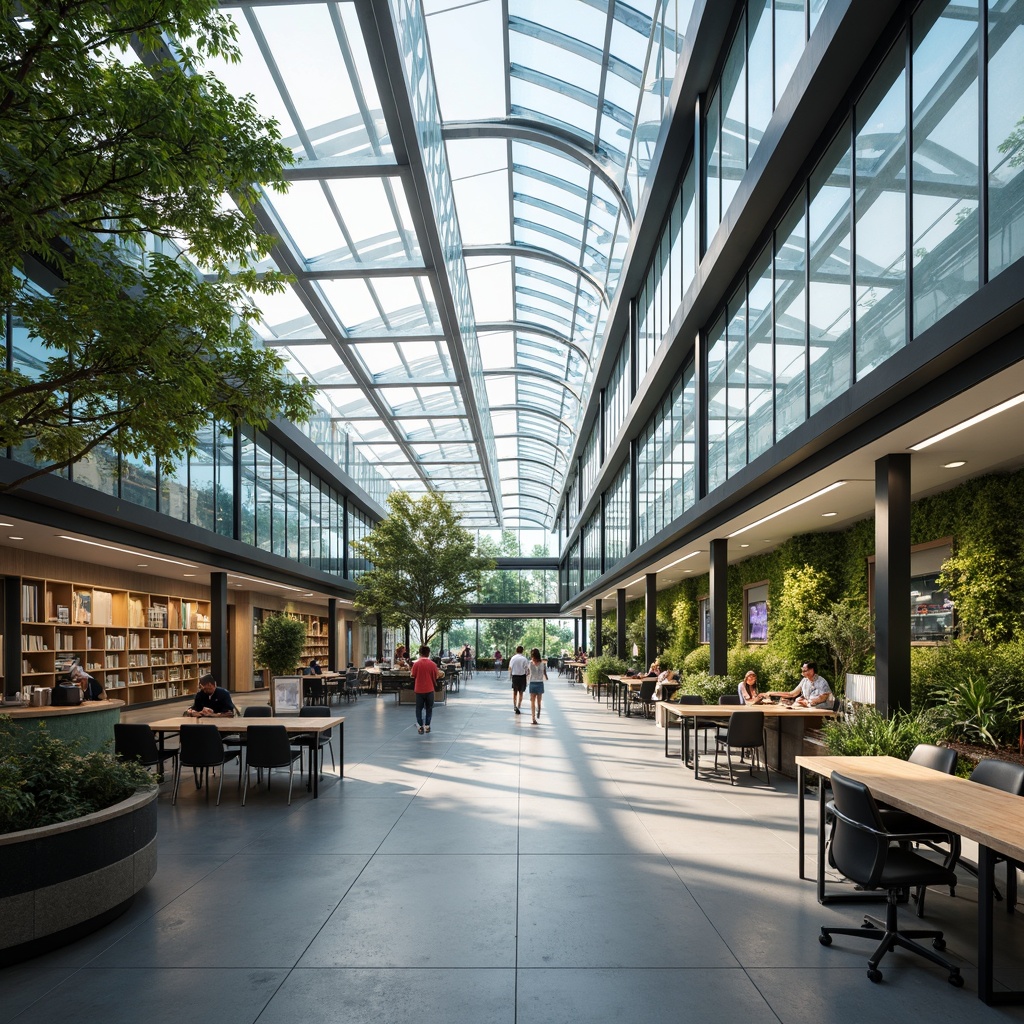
[411,644,441,734]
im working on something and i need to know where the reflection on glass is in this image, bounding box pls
[748,0,773,163]
[748,244,773,460]
[808,123,852,416]
[988,0,1024,279]
[705,87,721,251]
[911,0,979,337]
[855,37,907,379]
[706,312,728,491]
[727,287,747,477]
[775,196,807,440]
[721,23,747,217]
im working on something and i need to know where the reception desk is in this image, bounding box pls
[1,700,124,751]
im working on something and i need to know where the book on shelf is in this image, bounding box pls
[21,583,39,622]
[73,591,91,624]
[93,590,113,626]
[128,597,145,627]
[56,605,70,624]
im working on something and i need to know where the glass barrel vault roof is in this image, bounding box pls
[210,0,686,529]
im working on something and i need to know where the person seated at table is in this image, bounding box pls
[459,644,472,669]
[648,657,661,677]
[654,668,679,698]
[768,661,834,709]
[738,669,771,704]
[306,657,322,675]
[71,663,105,701]
[184,673,236,718]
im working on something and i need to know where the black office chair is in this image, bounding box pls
[173,726,241,806]
[714,710,769,785]
[819,771,963,986]
[948,759,1024,913]
[716,693,743,746]
[875,744,959,916]
[292,705,335,779]
[342,668,359,703]
[241,725,302,806]
[114,723,179,782]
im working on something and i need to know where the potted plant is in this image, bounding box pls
[253,613,308,678]
[0,719,157,963]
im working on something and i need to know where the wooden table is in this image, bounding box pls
[607,675,652,715]
[659,703,836,777]
[563,661,586,685]
[795,754,1024,1004]
[148,715,345,798]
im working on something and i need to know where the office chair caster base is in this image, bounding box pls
[867,968,883,983]
[933,938,946,951]
[948,971,964,987]
[819,932,832,946]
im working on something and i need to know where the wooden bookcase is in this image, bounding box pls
[18,576,211,707]
[298,612,330,670]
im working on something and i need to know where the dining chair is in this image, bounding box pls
[114,723,179,782]
[241,726,302,805]
[292,705,335,779]
[633,678,659,719]
[173,725,241,806]
[716,694,743,747]
[676,695,716,752]
[222,705,272,770]
[714,711,769,785]
[819,771,963,987]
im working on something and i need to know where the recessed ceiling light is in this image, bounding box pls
[303,593,313,597]
[740,543,750,548]
[943,460,967,469]
[137,563,148,567]
[821,512,838,517]
[0,522,13,527]
[684,569,693,573]
[183,573,196,577]
[59,536,196,568]
[8,535,23,541]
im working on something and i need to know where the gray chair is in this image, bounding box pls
[677,695,716,753]
[292,705,335,778]
[342,668,359,703]
[173,726,241,806]
[714,711,769,785]
[819,771,963,987]
[114,722,179,781]
[241,725,302,805]
[633,678,659,719]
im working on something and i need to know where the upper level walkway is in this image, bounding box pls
[2,677,1020,1023]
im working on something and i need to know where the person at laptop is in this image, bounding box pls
[184,673,236,718]
[768,661,834,709]
[71,663,105,701]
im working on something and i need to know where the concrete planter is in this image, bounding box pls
[0,786,157,963]
[398,687,446,705]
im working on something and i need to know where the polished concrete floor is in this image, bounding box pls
[3,675,1024,1023]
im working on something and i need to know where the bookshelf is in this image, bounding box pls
[14,576,212,707]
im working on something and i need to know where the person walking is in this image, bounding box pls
[493,648,504,679]
[508,644,529,716]
[411,644,441,734]
[527,647,547,724]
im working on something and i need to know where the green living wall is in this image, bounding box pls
[600,469,1024,673]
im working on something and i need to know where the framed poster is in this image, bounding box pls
[272,675,302,714]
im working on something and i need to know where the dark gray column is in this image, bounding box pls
[574,618,579,651]
[328,598,339,671]
[210,572,229,688]
[404,623,411,654]
[709,539,728,677]
[4,576,21,698]
[594,598,603,656]
[645,573,658,666]
[581,606,588,654]
[376,615,384,662]
[616,588,627,659]
[875,454,911,716]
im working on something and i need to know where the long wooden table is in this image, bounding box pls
[795,754,1024,1004]
[148,715,345,798]
[659,703,836,778]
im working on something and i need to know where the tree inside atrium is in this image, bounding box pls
[0,0,313,490]
[352,492,494,649]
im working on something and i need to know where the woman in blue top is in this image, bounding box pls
[527,648,547,724]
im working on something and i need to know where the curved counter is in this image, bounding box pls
[1,700,124,751]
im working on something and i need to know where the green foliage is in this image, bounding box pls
[253,614,307,676]
[0,0,314,489]
[682,645,711,675]
[675,672,735,705]
[0,719,153,834]
[931,675,1024,747]
[353,492,495,644]
[806,599,874,694]
[584,655,629,689]
[727,643,795,690]
[773,565,833,667]
[938,548,1022,643]
[822,707,948,760]
[910,640,993,711]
